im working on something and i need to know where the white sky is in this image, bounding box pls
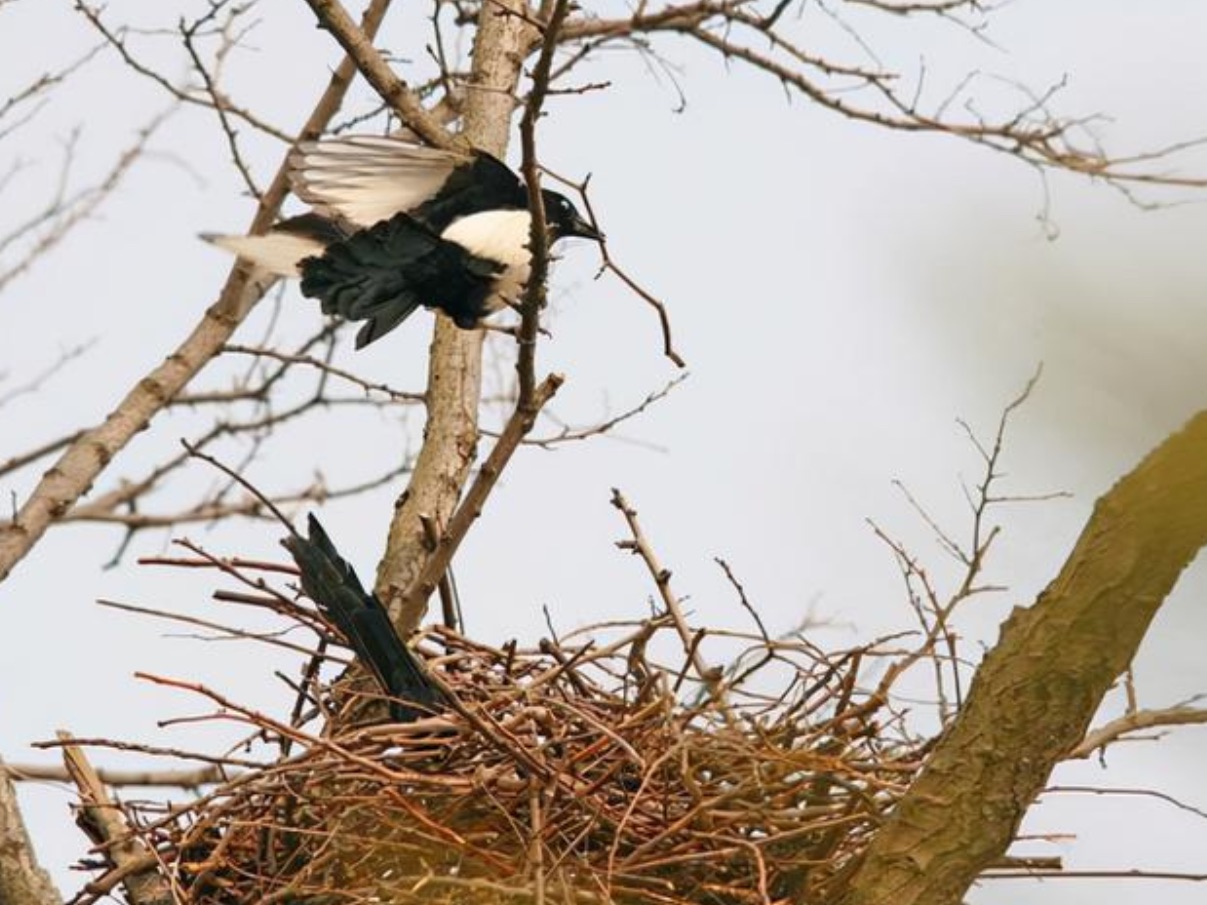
[3,2,1207,902]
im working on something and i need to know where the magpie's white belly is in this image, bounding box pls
[441,210,532,309]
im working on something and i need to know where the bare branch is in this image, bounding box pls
[73,1,293,142]
[515,0,571,409]
[375,0,537,632]
[555,2,1207,194]
[394,374,564,624]
[610,488,735,724]
[0,340,94,408]
[842,407,1207,905]
[0,0,394,586]
[565,173,686,368]
[513,373,686,448]
[300,0,456,149]
[5,762,229,788]
[0,111,168,295]
[1067,706,1207,761]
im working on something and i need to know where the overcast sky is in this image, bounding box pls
[4,2,1207,901]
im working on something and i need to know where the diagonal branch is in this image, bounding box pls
[301,0,456,149]
[610,488,735,725]
[838,406,1207,905]
[0,0,394,587]
[0,755,59,905]
[395,374,563,626]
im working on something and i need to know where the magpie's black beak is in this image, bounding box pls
[567,213,604,242]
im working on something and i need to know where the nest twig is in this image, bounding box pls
[62,548,940,905]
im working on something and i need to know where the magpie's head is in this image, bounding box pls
[541,190,603,243]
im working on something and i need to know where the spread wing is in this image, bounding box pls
[289,136,525,231]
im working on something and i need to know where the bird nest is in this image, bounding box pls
[80,547,936,905]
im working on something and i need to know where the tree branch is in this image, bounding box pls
[1068,706,1207,761]
[0,0,393,587]
[396,374,563,622]
[376,0,539,634]
[610,488,735,725]
[839,407,1207,905]
[4,762,230,788]
[300,0,456,149]
[0,755,59,905]
[516,0,571,409]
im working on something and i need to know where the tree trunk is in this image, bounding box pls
[376,0,537,635]
[0,760,60,905]
[838,408,1207,905]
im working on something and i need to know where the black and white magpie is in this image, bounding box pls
[283,514,443,722]
[205,136,602,347]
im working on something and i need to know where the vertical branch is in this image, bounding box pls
[610,488,735,725]
[0,0,394,587]
[528,779,547,905]
[387,4,577,626]
[377,0,540,635]
[516,0,571,410]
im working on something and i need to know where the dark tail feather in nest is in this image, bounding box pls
[283,514,443,722]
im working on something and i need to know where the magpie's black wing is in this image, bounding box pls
[283,515,443,722]
[410,152,527,232]
[299,213,503,347]
[274,212,349,245]
[289,136,525,232]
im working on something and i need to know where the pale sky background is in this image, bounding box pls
[3,1,1207,902]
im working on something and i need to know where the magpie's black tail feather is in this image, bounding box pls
[283,515,443,722]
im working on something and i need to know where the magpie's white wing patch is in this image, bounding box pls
[201,232,326,277]
[289,137,470,228]
[441,209,532,268]
[442,209,533,304]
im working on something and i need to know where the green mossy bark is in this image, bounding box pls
[839,409,1207,905]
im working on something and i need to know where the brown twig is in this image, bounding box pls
[0,111,169,295]
[420,514,460,630]
[516,0,572,410]
[0,0,393,585]
[301,0,455,149]
[555,2,1207,197]
[393,374,563,625]
[570,176,687,368]
[73,1,292,142]
[514,374,687,448]
[609,488,734,725]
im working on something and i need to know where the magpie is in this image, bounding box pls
[205,136,602,347]
[283,514,443,722]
